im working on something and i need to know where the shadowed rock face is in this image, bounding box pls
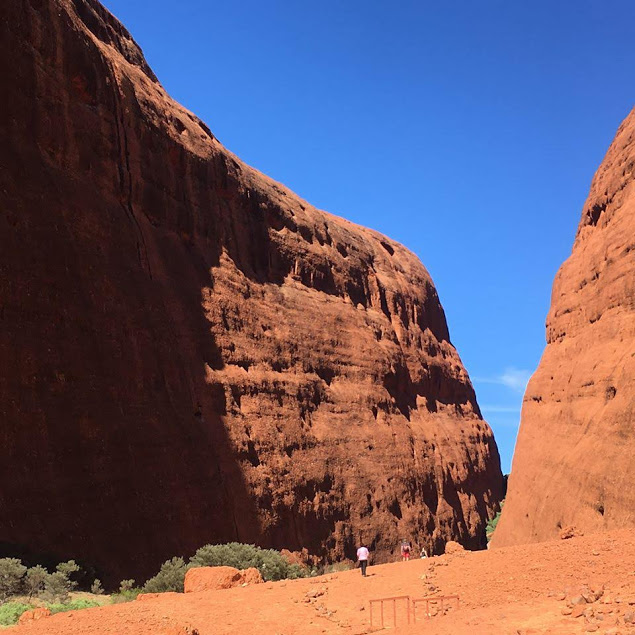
[493,108,635,548]
[0,0,503,584]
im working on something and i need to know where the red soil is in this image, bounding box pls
[13,530,635,634]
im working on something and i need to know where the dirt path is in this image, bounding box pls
[12,530,635,634]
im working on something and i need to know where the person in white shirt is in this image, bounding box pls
[356,545,370,576]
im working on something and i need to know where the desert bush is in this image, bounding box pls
[25,565,48,598]
[0,601,33,626]
[56,560,81,591]
[48,598,100,614]
[111,579,142,603]
[486,501,504,542]
[189,543,308,582]
[44,571,72,602]
[110,588,142,604]
[0,558,27,600]
[322,561,353,574]
[143,557,190,593]
[118,579,136,593]
[90,578,104,595]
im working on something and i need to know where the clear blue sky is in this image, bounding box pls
[101,0,634,473]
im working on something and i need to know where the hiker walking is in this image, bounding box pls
[400,540,411,561]
[357,544,370,576]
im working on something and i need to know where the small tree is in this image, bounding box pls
[143,557,190,593]
[90,579,104,595]
[119,579,135,593]
[45,571,72,603]
[0,558,27,601]
[56,560,81,591]
[25,565,48,599]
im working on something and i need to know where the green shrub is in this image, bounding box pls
[143,557,190,593]
[44,571,72,602]
[119,579,136,593]
[110,588,142,604]
[111,580,142,603]
[486,501,504,542]
[322,562,353,574]
[56,561,80,588]
[0,602,33,626]
[0,558,27,600]
[90,578,104,595]
[47,599,99,614]
[25,565,48,599]
[189,543,308,582]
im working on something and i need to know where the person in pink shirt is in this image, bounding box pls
[357,544,370,576]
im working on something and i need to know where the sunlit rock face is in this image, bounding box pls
[493,108,635,548]
[0,0,503,584]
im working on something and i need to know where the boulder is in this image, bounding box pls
[18,608,51,625]
[184,566,264,592]
[444,541,465,554]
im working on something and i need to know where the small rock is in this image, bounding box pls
[556,592,567,601]
[572,606,586,618]
[584,626,599,633]
[305,587,326,599]
[571,596,588,606]
[623,611,635,624]
[562,608,573,616]
[582,588,598,603]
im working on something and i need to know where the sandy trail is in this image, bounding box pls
[13,530,635,634]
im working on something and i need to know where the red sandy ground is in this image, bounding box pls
[13,530,635,634]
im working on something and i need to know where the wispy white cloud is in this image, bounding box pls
[480,405,520,413]
[473,367,532,394]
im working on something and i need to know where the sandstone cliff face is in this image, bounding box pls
[0,0,503,583]
[493,108,635,547]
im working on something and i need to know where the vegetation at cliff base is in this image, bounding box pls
[486,501,505,542]
[0,543,310,622]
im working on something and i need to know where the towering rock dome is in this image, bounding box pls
[0,0,503,583]
[493,108,635,547]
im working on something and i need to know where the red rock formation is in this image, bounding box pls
[493,108,635,547]
[0,0,503,584]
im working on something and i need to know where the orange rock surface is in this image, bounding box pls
[183,566,263,593]
[13,530,635,634]
[17,609,51,626]
[0,0,502,584]
[493,108,635,548]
